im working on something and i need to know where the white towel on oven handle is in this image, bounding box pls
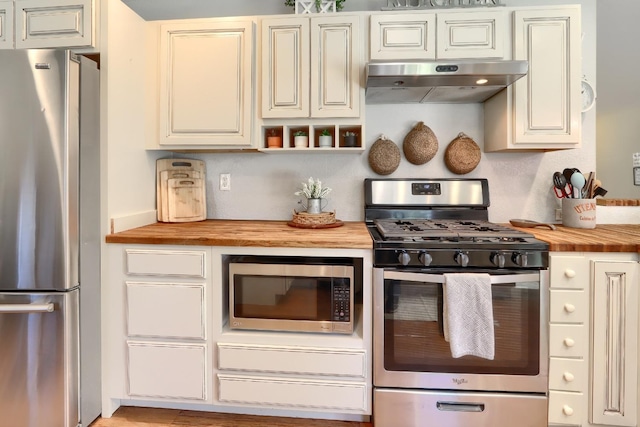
[443,273,495,360]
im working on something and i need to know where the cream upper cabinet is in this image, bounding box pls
[591,260,638,427]
[484,6,581,151]
[261,14,360,119]
[369,10,505,61]
[0,1,13,49]
[159,20,254,148]
[369,13,436,60]
[0,0,94,49]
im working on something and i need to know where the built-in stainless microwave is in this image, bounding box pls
[228,256,359,334]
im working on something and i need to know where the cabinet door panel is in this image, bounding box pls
[127,342,207,400]
[591,261,638,426]
[311,15,360,118]
[159,21,253,147]
[513,8,581,147]
[0,1,13,49]
[261,17,309,118]
[436,11,506,59]
[15,0,92,48]
[369,13,436,60]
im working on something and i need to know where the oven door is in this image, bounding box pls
[373,268,549,393]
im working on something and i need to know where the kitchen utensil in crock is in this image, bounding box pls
[553,172,572,198]
[402,121,438,165]
[570,172,586,199]
[509,219,557,230]
[369,135,401,175]
[444,132,481,175]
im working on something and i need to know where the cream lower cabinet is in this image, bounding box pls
[105,245,211,405]
[0,0,94,49]
[261,14,360,119]
[549,252,640,427]
[158,19,254,148]
[485,6,582,151]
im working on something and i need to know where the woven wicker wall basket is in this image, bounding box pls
[403,121,438,165]
[368,135,400,175]
[444,132,481,175]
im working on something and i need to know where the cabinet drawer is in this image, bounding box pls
[217,374,368,412]
[436,11,506,59]
[370,13,436,60]
[218,343,366,378]
[549,256,588,289]
[549,358,586,393]
[548,390,584,425]
[549,289,588,324]
[125,249,206,278]
[127,341,207,400]
[0,2,13,49]
[549,324,587,358]
[126,282,205,339]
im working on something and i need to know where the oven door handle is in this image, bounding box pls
[437,401,485,413]
[382,271,540,287]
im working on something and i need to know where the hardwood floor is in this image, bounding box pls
[89,407,373,427]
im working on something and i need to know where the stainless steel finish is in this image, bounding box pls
[373,268,550,393]
[0,50,78,292]
[0,291,79,427]
[374,388,548,427]
[0,50,101,427]
[366,178,488,207]
[229,262,354,334]
[366,60,528,104]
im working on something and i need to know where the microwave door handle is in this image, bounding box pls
[383,271,540,287]
[0,303,55,314]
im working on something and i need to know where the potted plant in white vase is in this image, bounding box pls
[319,129,333,148]
[293,130,308,148]
[294,177,331,214]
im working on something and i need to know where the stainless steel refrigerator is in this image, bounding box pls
[0,50,101,427]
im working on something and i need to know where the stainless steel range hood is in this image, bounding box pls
[365,60,528,104]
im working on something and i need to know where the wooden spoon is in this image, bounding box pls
[509,219,557,230]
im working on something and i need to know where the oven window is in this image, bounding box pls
[234,275,339,322]
[383,279,540,375]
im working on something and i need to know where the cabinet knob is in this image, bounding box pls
[564,338,575,347]
[564,269,576,278]
[563,372,575,382]
[564,303,576,313]
[562,405,574,416]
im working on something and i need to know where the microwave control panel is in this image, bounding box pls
[332,280,351,321]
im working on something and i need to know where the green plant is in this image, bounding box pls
[294,177,332,199]
[320,129,331,136]
[294,130,308,137]
[284,0,346,12]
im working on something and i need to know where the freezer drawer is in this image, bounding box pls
[0,290,79,427]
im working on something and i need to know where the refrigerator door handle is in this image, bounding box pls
[0,303,55,313]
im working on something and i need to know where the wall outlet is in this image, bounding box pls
[219,173,231,191]
[555,208,562,221]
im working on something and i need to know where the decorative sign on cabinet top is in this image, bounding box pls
[383,0,503,9]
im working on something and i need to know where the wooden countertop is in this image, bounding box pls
[105,219,373,249]
[507,224,640,252]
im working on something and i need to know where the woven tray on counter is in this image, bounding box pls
[287,211,344,229]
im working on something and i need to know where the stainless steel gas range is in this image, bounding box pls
[365,178,549,427]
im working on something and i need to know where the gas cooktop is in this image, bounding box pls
[374,219,533,241]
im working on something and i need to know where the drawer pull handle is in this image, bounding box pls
[562,405,574,416]
[564,303,576,313]
[564,269,576,278]
[563,372,575,382]
[564,338,575,347]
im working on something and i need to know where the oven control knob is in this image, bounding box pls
[454,251,469,267]
[490,252,505,268]
[511,252,528,267]
[398,251,411,266]
[418,251,433,266]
